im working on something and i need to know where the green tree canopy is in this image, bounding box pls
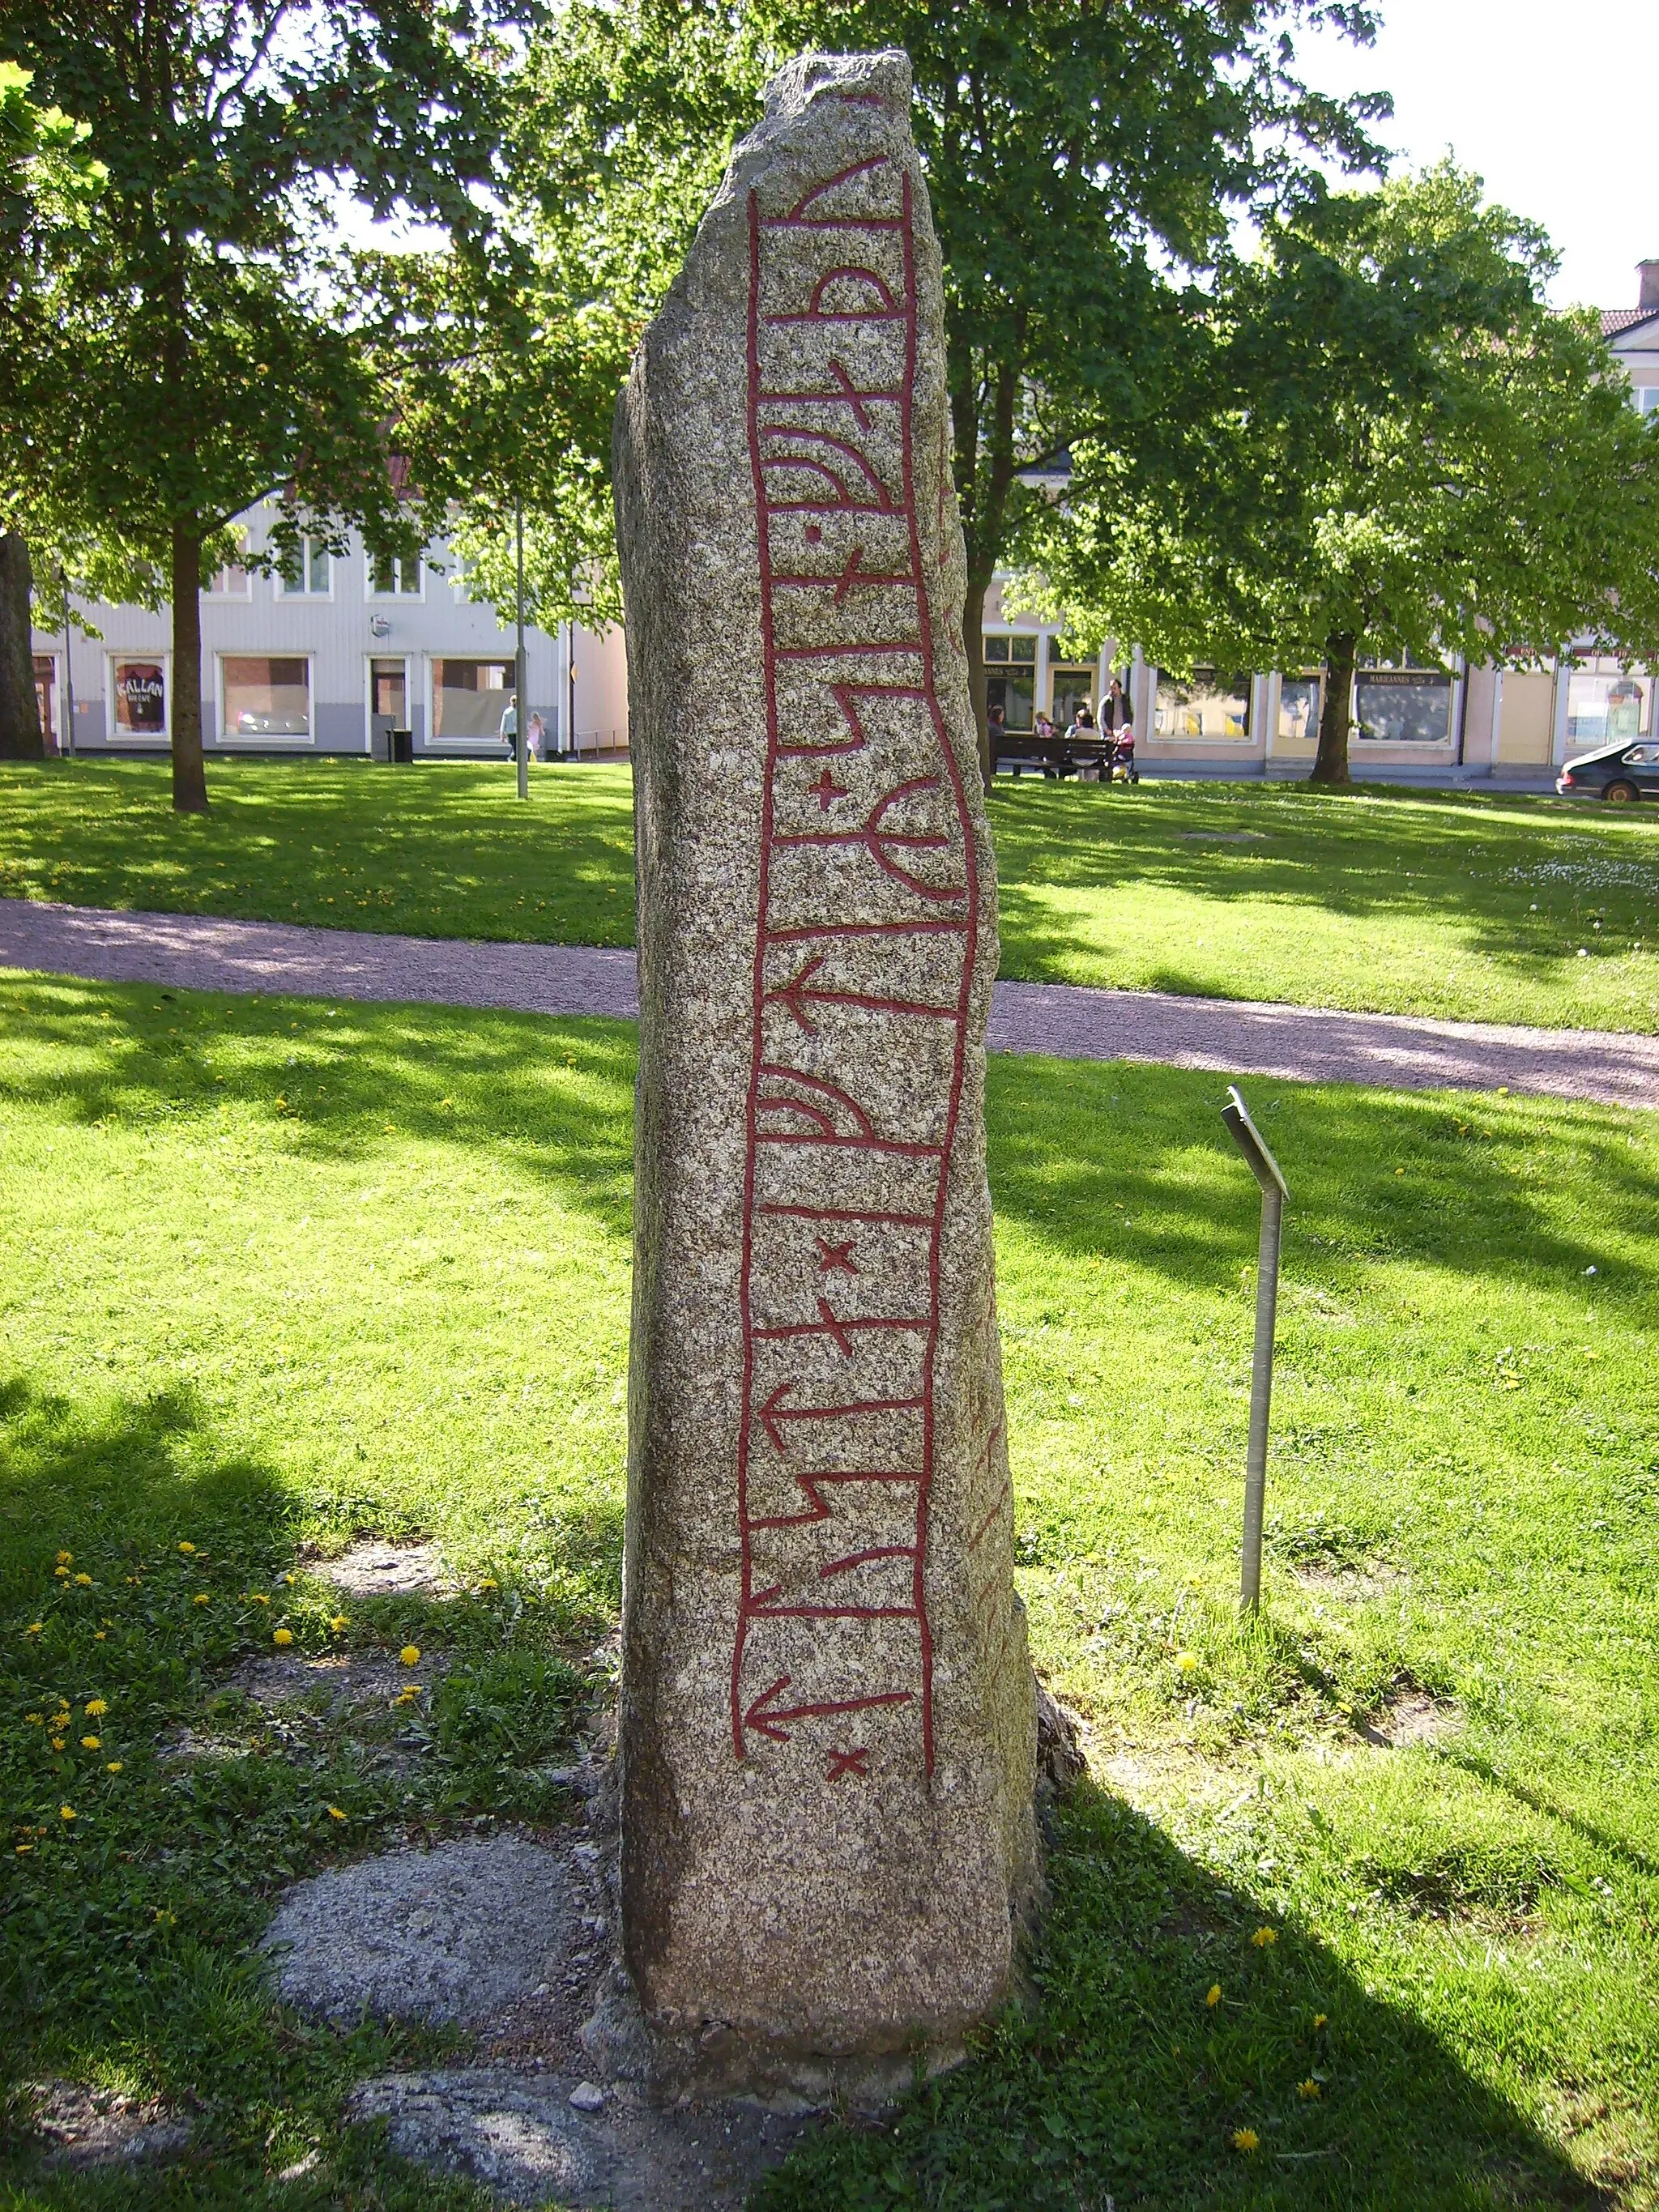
[1017,165,1659,781]
[1,0,520,808]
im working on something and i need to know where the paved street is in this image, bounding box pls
[4,897,1656,1107]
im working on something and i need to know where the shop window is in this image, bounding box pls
[433,658,514,741]
[1154,668,1251,740]
[1566,663,1651,743]
[277,536,331,596]
[222,655,311,738]
[1277,676,1320,743]
[1354,663,1454,744]
[983,633,1036,731]
[110,658,167,738]
[369,552,423,596]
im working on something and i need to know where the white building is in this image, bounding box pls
[30,502,629,761]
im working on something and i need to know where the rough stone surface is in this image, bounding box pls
[23,2080,192,2172]
[613,49,1038,2102]
[304,1537,450,1596]
[263,1831,582,2026]
[348,2069,808,2210]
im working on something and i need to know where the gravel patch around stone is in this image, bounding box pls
[1354,1687,1458,1750]
[22,2080,192,2172]
[5,897,1654,1105]
[349,2069,808,2210]
[228,1647,447,1711]
[302,1537,450,1598]
[263,1831,583,2027]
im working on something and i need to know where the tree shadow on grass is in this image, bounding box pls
[986,1055,1659,1307]
[0,974,638,1241]
[758,1782,1613,2212]
[987,776,1659,1002]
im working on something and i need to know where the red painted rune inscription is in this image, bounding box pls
[732,154,979,1780]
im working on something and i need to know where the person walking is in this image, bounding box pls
[499,693,518,750]
[527,710,547,761]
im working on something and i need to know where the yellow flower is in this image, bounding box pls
[95,1631,107,1642]
[80,1735,100,1750]
[106,1762,122,1775]
[1299,2078,1321,2099]
[476,1579,499,1593]
[56,1551,73,1566]
[330,1616,348,1634]
[1205,1984,1222,2008]
[248,1592,270,1605]
[1251,1926,1278,1948]
[14,1842,33,1855]
[25,1622,41,1636]
[84,1699,106,1717]
[59,1805,75,1822]
[194,1593,211,1607]
[1313,2013,1328,2030]
[1232,2129,1259,2153]
[273,1627,294,1647]
[53,1566,70,1579]
[73,1572,92,1587]
[49,1737,66,1752]
[326,1805,347,1821]
[1175,1651,1200,1675]
[178,1542,195,1555]
[25,1713,41,1725]
[399,1645,420,1667]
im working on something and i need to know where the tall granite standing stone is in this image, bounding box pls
[612,47,1038,2103]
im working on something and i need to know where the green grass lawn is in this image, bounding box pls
[5,758,1659,1029]
[2,976,1655,2207]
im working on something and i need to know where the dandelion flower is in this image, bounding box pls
[106,1762,122,1775]
[194,1593,211,1607]
[73,1572,92,1587]
[15,1842,33,1855]
[1299,2078,1321,2099]
[273,1627,294,1647]
[80,1735,100,1750]
[1205,1984,1222,2008]
[1313,2013,1328,2030]
[330,1616,348,1633]
[1175,1651,1200,1676]
[178,1542,195,1555]
[49,1737,66,1752]
[84,1700,106,1717]
[326,1805,347,1821]
[56,1551,73,1566]
[1251,1926,1278,1948]
[59,1805,75,1822]
[53,1565,70,1579]
[1232,2129,1258,2153]
[399,1645,420,1667]
[25,1713,41,1725]
[476,1579,499,1593]
[94,1631,107,1642]
[25,1622,41,1636]
[248,1592,270,1605]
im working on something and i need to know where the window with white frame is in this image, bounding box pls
[220,655,312,739]
[109,656,168,739]
[206,563,251,596]
[277,536,332,596]
[1631,386,1659,416]
[369,551,423,597]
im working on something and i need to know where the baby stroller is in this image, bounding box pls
[1107,731,1139,784]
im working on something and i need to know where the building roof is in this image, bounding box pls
[1602,306,1659,340]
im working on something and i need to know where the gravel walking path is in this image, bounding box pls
[4,898,1655,1109]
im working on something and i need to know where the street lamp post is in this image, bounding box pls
[1220,1085,1289,1615]
[514,501,528,802]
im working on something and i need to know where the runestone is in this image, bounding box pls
[613,45,1038,2103]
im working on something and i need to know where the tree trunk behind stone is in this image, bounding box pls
[170,520,208,813]
[1311,631,1357,785]
[962,569,991,786]
[0,533,45,760]
[610,48,1038,2108]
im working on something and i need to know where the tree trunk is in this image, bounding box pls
[170,520,208,813]
[1311,632,1356,786]
[962,570,991,787]
[0,532,45,760]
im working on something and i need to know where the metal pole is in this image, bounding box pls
[514,502,528,801]
[1220,1086,1289,1614]
[61,572,75,757]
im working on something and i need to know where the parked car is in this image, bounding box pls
[1557,738,1659,803]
